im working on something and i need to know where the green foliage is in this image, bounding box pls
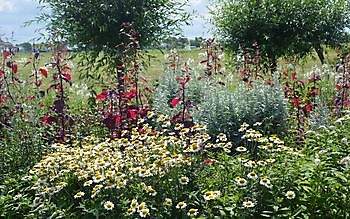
[211,0,350,62]
[0,104,48,182]
[39,0,190,71]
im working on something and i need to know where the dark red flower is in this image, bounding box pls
[39,68,48,78]
[96,90,109,100]
[12,64,18,73]
[203,159,216,164]
[171,97,181,108]
[63,73,71,81]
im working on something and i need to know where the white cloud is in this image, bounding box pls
[0,0,16,12]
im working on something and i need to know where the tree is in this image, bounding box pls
[211,0,350,65]
[190,37,204,48]
[17,42,32,53]
[38,0,190,68]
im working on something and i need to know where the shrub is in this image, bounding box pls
[195,80,288,144]
[154,60,288,144]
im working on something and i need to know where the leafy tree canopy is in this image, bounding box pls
[211,0,350,64]
[38,0,190,62]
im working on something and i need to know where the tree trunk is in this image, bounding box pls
[315,44,325,65]
[270,56,277,75]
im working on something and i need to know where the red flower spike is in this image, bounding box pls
[96,90,109,100]
[171,97,181,108]
[292,72,296,81]
[39,68,48,78]
[336,84,342,90]
[0,98,6,103]
[0,70,4,79]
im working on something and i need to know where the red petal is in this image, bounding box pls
[96,90,109,100]
[3,51,10,59]
[63,73,71,81]
[124,88,137,99]
[115,115,121,125]
[171,97,181,108]
[129,109,138,119]
[41,115,54,126]
[336,84,342,90]
[123,76,132,83]
[39,68,48,78]
[0,98,6,103]
[304,104,313,111]
[343,100,350,106]
[62,66,70,72]
[203,159,216,164]
[294,98,300,108]
[181,75,191,87]
[176,77,183,82]
[12,64,18,73]
[292,72,296,81]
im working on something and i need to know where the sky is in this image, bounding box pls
[0,0,211,44]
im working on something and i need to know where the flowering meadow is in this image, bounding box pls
[1,40,350,219]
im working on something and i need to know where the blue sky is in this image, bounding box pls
[0,0,211,44]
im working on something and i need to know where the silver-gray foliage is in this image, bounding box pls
[195,81,288,143]
[154,69,288,144]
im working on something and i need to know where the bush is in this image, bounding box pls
[154,64,288,144]
[195,81,288,144]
